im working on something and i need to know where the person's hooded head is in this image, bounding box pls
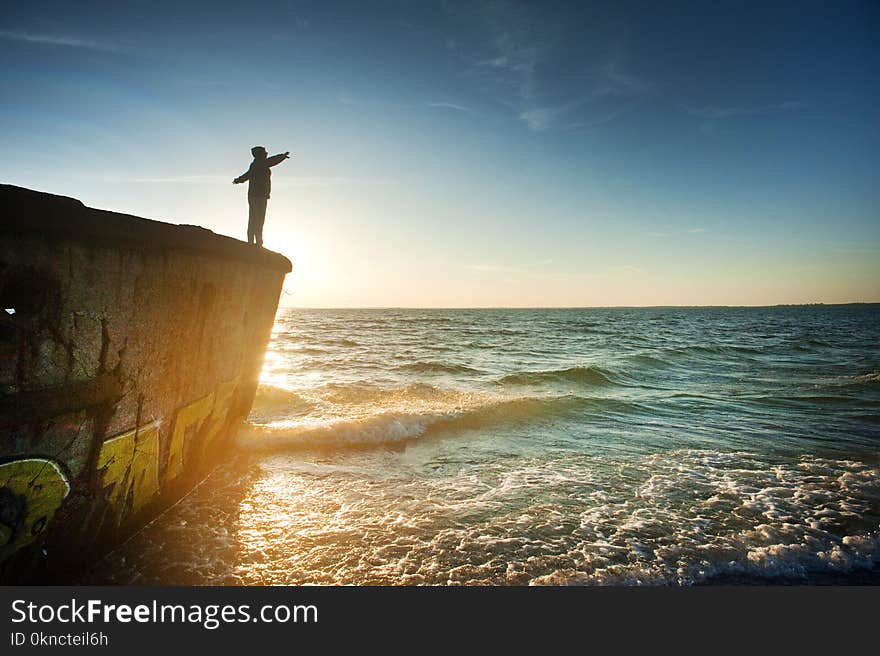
[251,146,267,160]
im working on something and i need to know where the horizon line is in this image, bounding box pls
[277,301,880,310]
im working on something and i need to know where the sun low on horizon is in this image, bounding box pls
[1,1,878,308]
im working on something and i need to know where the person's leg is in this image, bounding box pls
[254,197,268,247]
[247,199,257,244]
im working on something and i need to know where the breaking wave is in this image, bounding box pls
[854,371,880,384]
[240,394,609,451]
[249,385,315,419]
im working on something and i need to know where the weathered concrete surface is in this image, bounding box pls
[0,184,291,582]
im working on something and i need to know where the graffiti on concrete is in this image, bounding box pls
[0,459,70,560]
[0,377,240,564]
[96,421,161,527]
[165,392,214,481]
[166,377,239,480]
[200,377,238,458]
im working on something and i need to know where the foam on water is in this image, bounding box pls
[82,449,880,585]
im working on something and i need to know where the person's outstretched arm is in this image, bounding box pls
[233,167,252,184]
[266,152,291,167]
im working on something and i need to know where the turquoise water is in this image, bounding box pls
[83,306,880,585]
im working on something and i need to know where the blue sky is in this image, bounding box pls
[1,1,878,306]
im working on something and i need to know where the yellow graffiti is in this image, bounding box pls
[201,377,239,458]
[0,459,69,559]
[165,392,214,480]
[96,422,160,527]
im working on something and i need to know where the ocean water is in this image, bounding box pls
[82,306,880,585]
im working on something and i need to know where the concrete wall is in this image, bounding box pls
[0,185,291,582]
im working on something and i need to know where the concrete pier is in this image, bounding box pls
[0,185,291,582]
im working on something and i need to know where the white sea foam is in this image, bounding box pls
[86,447,879,586]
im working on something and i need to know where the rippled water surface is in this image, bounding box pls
[83,306,880,585]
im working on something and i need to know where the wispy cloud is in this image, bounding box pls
[518,96,644,132]
[340,93,477,119]
[521,95,645,133]
[0,28,121,52]
[426,101,475,115]
[684,101,802,120]
[478,35,542,102]
[593,53,653,98]
[518,98,586,131]
[565,102,643,132]
[443,2,651,132]
[338,0,654,132]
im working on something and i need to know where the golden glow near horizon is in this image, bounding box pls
[262,190,879,308]
[19,170,877,309]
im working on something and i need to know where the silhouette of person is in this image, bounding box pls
[233,146,290,246]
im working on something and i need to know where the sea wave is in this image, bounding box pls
[283,346,330,356]
[397,361,484,375]
[323,338,361,347]
[249,385,315,421]
[317,381,458,405]
[853,371,880,384]
[498,366,617,387]
[660,343,767,359]
[626,353,671,368]
[272,333,360,347]
[239,394,607,451]
[749,394,867,407]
